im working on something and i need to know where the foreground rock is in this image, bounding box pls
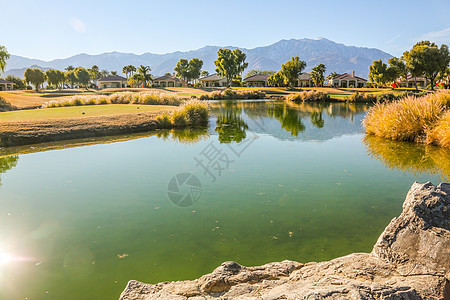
[120,182,450,299]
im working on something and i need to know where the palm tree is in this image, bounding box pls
[65,65,74,71]
[0,45,10,74]
[138,65,152,88]
[111,71,118,76]
[100,69,109,78]
[129,73,143,88]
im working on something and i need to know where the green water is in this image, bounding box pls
[0,101,448,300]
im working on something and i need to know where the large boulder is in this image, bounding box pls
[120,182,450,299]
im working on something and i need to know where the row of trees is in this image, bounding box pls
[369,41,450,89]
[266,57,327,88]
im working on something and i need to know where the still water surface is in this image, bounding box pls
[0,100,448,299]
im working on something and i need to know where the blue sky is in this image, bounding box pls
[1,0,449,60]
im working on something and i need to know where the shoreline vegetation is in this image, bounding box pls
[363,90,450,148]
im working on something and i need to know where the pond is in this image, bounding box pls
[0,100,448,299]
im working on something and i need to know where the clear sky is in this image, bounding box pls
[1,0,449,61]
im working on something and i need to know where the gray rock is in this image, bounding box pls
[119,182,450,300]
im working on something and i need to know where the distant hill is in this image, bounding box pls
[4,38,392,79]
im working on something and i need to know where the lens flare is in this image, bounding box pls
[0,253,12,264]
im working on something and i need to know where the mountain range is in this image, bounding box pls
[4,38,392,79]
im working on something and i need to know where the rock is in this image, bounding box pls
[119,182,450,300]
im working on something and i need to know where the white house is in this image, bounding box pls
[198,74,227,87]
[153,75,183,87]
[328,72,367,88]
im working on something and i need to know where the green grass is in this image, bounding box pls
[0,104,175,121]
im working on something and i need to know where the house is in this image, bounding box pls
[153,75,183,88]
[402,75,430,88]
[296,73,314,87]
[198,74,227,87]
[0,79,14,91]
[328,72,367,88]
[243,74,271,87]
[98,75,128,89]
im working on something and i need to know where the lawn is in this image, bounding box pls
[0,104,176,121]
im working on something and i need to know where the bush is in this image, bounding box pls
[42,91,182,108]
[156,99,209,128]
[285,90,330,102]
[363,94,445,142]
[426,110,450,148]
[0,96,16,112]
[198,89,265,100]
[347,92,377,102]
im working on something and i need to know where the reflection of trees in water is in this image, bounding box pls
[363,135,450,180]
[0,156,19,187]
[268,105,305,137]
[215,109,249,143]
[310,111,324,128]
[157,128,209,144]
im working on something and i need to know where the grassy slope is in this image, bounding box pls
[0,104,176,121]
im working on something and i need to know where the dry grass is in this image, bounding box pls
[363,91,450,146]
[285,90,330,102]
[156,99,209,127]
[198,89,265,100]
[0,96,16,112]
[43,91,182,108]
[426,110,450,148]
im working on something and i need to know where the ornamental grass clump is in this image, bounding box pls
[363,95,445,142]
[0,96,16,112]
[285,90,330,102]
[42,91,181,108]
[426,110,450,148]
[156,99,209,128]
[198,89,265,100]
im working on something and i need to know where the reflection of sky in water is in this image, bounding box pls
[0,101,447,299]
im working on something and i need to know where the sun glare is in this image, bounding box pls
[0,253,12,264]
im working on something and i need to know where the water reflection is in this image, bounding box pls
[0,156,18,187]
[215,108,249,143]
[268,104,305,136]
[363,135,450,180]
[156,128,210,144]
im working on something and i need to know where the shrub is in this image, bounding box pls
[347,92,377,102]
[426,110,450,148]
[198,89,265,100]
[363,95,445,142]
[156,113,172,128]
[0,96,16,112]
[156,99,209,128]
[42,91,182,108]
[285,90,330,102]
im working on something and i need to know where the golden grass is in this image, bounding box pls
[156,99,209,127]
[363,94,445,143]
[426,110,450,148]
[198,89,265,100]
[43,91,182,108]
[285,90,330,102]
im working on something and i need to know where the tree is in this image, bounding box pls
[404,41,450,90]
[214,48,248,87]
[189,58,203,83]
[281,56,306,88]
[245,70,276,77]
[311,64,326,87]
[326,72,338,81]
[0,45,10,74]
[128,73,143,88]
[65,65,74,71]
[75,67,91,89]
[110,71,118,76]
[89,65,101,82]
[45,69,60,89]
[164,72,172,76]
[201,70,209,78]
[369,60,390,87]
[138,65,152,88]
[388,57,408,86]
[174,59,189,84]
[100,69,109,78]
[174,58,204,85]
[267,71,286,87]
[122,65,136,79]
[65,70,77,88]
[24,68,46,91]
[4,75,26,90]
